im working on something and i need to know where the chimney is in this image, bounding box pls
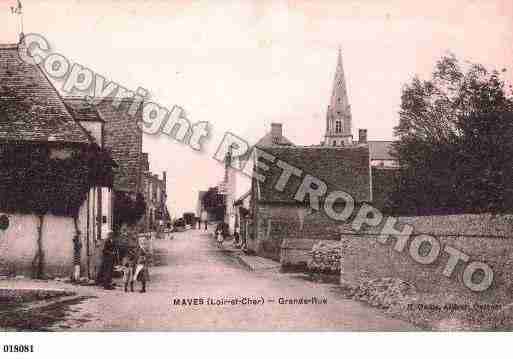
[271,123,282,138]
[358,129,367,144]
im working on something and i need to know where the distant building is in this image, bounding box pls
[141,155,169,231]
[247,145,371,261]
[323,49,353,147]
[236,49,400,264]
[321,50,399,169]
[368,140,398,168]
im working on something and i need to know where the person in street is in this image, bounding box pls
[121,253,134,292]
[133,244,149,293]
[214,222,227,248]
[99,232,115,290]
[233,229,241,249]
[215,226,223,247]
[122,241,149,293]
[201,210,208,231]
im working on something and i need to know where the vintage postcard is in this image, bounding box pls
[0,0,512,336]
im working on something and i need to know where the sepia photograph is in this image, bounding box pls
[0,0,512,345]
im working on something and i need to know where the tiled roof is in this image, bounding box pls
[63,98,104,123]
[0,45,90,144]
[256,145,371,203]
[368,141,396,160]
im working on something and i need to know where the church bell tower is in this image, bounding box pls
[324,49,353,146]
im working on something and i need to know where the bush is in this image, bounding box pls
[307,241,342,274]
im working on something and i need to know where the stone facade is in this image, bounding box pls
[141,171,168,231]
[0,194,107,279]
[248,145,371,261]
[96,99,143,194]
[0,44,114,280]
[248,202,354,261]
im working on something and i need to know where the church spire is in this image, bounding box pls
[324,48,352,146]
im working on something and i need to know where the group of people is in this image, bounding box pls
[120,244,149,293]
[213,222,246,250]
[98,225,149,293]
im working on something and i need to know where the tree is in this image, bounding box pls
[391,54,513,215]
[201,187,225,221]
[113,191,147,231]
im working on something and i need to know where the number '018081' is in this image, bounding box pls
[3,345,34,353]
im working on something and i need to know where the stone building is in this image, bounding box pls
[0,43,115,280]
[96,98,144,195]
[247,145,371,261]
[141,153,169,231]
[237,49,400,264]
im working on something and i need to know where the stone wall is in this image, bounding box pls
[280,238,318,270]
[340,214,513,303]
[97,100,143,193]
[253,203,350,261]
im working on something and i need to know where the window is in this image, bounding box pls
[335,121,342,133]
[332,140,337,146]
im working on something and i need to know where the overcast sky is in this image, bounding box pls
[2,0,512,217]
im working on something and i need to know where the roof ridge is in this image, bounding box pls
[257,144,368,149]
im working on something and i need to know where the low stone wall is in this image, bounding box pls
[280,238,318,271]
[340,213,513,329]
[254,203,350,261]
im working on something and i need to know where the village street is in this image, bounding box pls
[2,229,414,331]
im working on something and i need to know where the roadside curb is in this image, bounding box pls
[231,254,255,271]
[0,293,90,316]
[226,250,281,272]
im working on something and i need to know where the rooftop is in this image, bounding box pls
[368,141,396,160]
[63,98,105,123]
[0,45,90,144]
[255,145,371,203]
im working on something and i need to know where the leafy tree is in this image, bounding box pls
[201,187,222,208]
[113,191,147,230]
[201,187,225,221]
[391,54,513,215]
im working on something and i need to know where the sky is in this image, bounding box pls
[2,0,512,217]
